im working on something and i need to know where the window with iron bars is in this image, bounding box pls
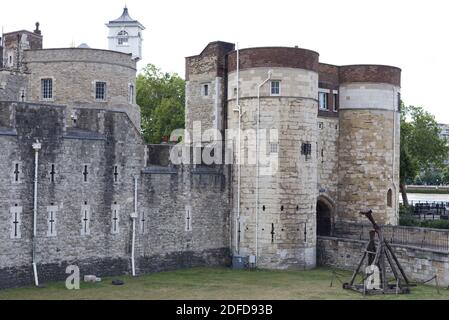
[95,82,106,101]
[41,78,53,100]
[301,142,312,161]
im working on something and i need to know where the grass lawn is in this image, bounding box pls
[0,267,447,300]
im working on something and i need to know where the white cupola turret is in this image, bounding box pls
[106,6,145,61]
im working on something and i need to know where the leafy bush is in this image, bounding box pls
[399,204,412,215]
[419,219,449,229]
[399,211,449,229]
[399,215,421,227]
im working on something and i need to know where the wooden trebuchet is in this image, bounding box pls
[342,209,412,295]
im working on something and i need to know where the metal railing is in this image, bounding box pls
[409,201,449,220]
[333,222,449,252]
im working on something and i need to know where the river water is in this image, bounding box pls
[400,193,449,204]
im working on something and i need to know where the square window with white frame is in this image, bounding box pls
[41,78,53,100]
[95,82,107,101]
[270,81,281,96]
[319,92,329,110]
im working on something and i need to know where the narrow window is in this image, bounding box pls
[10,205,22,240]
[387,189,393,208]
[13,163,20,183]
[80,202,91,236]
[41,78,53,100]
[83,165,89,182]
[129,84,134,104]
[319,92,328,110]
[113,165,119,183]
[333,93,339,112]
[270,81,280,96]
[318,122,324,130]
[270,143,278,154]
[301,142,312,161]
[95,82,106,101]
[47,205,58,237]
[203,84,209,97]
[50,164,56,183]
[185,206,192,232]
[140,210,146,235]
[111,203,120,235]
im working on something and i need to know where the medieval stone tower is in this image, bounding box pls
[337,66,401,226]
[226,47,320,269]
[1,23,43,70]
[186,42,401,270]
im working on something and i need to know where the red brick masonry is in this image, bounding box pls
[227,47,319,73]
[339,65,401,87]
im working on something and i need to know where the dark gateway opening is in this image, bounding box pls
[317,199,332,236]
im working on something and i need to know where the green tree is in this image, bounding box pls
[442,166,449,185]
[400,104,449,206]
[137,64,185,144]
[419,167,444,185]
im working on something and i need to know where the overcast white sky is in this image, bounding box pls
[2,0,448,123]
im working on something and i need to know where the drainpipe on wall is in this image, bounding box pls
[255,71,272,266]
[233,44,241,256]
[392,88,399,224]
[131,176,138,277]
[32,140,41,287]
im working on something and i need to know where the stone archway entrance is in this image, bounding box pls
[317,196,334,236]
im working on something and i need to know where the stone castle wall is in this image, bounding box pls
[2,30,43,69]
[318,236,449,287]
[0,101,231,289]
[317,116,339,204]
[0,70,29,101]
[23,48,141,129]
[185,42,234,141]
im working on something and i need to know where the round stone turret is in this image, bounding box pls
[227,47,320,269]
[337,65,401,225]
